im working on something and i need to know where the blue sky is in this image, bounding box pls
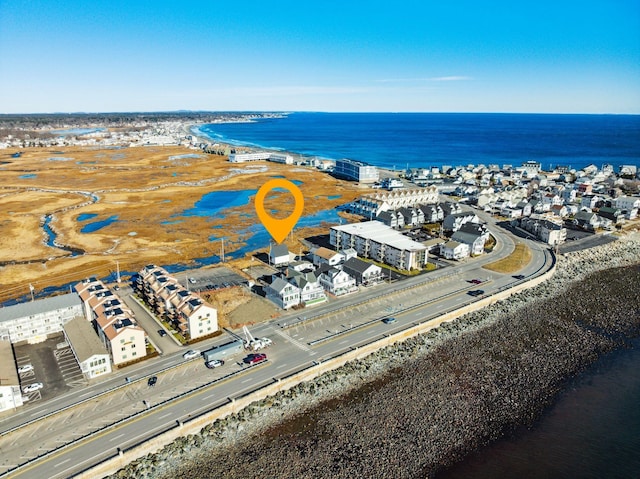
[1,1,639,113]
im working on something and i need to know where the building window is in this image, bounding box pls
[121,347,126,351]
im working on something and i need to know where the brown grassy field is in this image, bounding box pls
[0,146,363,302]
[482,242,532,273]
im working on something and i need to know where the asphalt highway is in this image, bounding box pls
[0,219,552,478]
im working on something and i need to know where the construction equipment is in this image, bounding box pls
[242,326,273,351]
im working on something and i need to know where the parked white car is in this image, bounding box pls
[18,364,34,374]
[182,349,201,360]
[22,382,43,393]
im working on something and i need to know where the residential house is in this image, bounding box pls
[550,204,568,218]
[319,268,357,296]
[450,231,486,256]
[614,195,640,211]
[312,247,345,267]
[598,206,624,224]
[376,210,404,228]
[398,207,424,227]
[265,276,300,310]
[573,211,600,231]
[442,212,478,233]
[287,270,326,306]
[342,257,383,286]
[269,244,290,267]
[580,194,599,210]
[420,204,444,223]
[0,340,23,412]
[440,241,470,260]
[520,217,567,245]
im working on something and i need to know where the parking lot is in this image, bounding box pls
[182,265,248,293]
[13,333,87,404]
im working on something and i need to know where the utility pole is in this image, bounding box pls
[116,261,121,283]
[29,284,35,302]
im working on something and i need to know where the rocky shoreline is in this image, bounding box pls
[109,234,640,479]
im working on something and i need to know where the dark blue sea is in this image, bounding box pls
[196,113,640,171]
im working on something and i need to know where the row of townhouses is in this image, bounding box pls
[75,278,147,367]
[136,265,218,340]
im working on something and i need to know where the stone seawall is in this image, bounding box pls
[77,254,555,478]
[100,233,640,479]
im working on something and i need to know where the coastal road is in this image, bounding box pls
[0,220,549,477]
[3,244,552,479]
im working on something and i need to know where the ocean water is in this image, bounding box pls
[197,113,640,171]
[437,338,640,479]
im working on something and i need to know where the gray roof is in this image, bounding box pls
[63,316,109,363]
[270,276,295,294]
[342,257,378,275]
[270,244,289,257]
[0,340,18,385]
[451,231,482,245]
[0,293,82,323]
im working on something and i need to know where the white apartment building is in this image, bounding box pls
[0,293,83,344]
[330,221,427,270]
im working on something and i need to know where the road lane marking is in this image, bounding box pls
[276,363,288,369]
[271,327,315,354]
[108,433,125,442]
[241,378,253,384]
[54,458,71,468]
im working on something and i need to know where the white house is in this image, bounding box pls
[615,196,640,211]
[269,244,290,266]
[319,268,357,296]
[0,340,23,413]
[440,241,470,260]
[450,231,486,256]
[287,271,326,306]
[342,257,383,286]
[312,247,344,267]
[265,276,300,310]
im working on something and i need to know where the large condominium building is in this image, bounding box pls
[75,279,147,366]
[334,159,379,183]
[0,293,83,344]
[137,265,218,340]
[350,187,438,218]
[330,221,427,271]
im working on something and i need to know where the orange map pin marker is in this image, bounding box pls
[254,179,304,244]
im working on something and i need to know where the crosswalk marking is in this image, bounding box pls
[270,327,316,354]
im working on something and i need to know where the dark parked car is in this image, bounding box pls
[148,376,157,387]
[158,329,167,337]
[468,289,484,297]
[244,353,267,364]
[382,317,397,324]
[513,274,526,280]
